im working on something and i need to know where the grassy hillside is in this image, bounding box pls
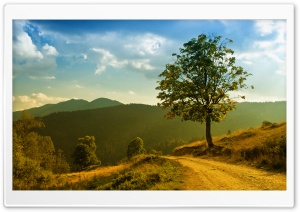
[173,121,286,171]
[13,98,123,120]
[45,154,186,190]
[36,101,286,169]
[21,122,286,190]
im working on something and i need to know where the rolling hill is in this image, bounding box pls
[34,101,286,169]
[13,98,123,120]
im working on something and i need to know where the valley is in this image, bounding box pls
[12,99,287,190]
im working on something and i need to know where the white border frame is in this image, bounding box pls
[3,3,294,207]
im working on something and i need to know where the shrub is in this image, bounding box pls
[261,121,272,128]
[149,149,163,156]
[127,137,146,159]
[72,136,100,171]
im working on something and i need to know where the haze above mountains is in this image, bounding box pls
[13,98,123,120]
[13,97,287,121]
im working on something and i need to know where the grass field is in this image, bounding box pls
[173,121,286,171]
[47,154,186,190]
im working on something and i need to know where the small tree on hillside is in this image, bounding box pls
[13,111,70,189]
[72,136,100,171]
[127,137,146,159]
[156,34,253,148]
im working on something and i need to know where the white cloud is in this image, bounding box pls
[254,41,273,48]
[13,21,58,76]
[128,91,135,95]
[42,44,59,56]
[228,90,286,102]
[29,75,56,80]
[236,52,261,60]
[237,20,286,67]
[241,60,253,65]
[82,54,87,60]
[254,21,286,51]
[91,48,128,74]
[13,93,69,111]
[124,33,165,56]
[131,59,155,70]
[255,20,286,38]
[255,20,275,36]
[75,84,83,88]
[13,22,44,61]
[236,51,284,64]
[95,64,106,75]
[32,92,48,99]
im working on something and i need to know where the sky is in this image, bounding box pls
[12,20,287,111]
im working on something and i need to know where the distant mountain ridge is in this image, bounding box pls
[13,98,123,120]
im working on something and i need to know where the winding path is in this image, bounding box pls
[166,156,286,190]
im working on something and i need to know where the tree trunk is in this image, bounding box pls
[205,114,214,148]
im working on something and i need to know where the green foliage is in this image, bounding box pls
[37,102,286,167]
[98,155,184,190]
[149,149,163,156]
[156,34,252,147]
[127,137,146,159]
[261,120,272,128]
[13,111,45,137]
[78,135,97,152]
[72,136,100,171]
[53,149,70,174]
[47,155,184,190]
[13,111,70,190]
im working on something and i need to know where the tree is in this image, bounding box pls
[227,130,232,135]
[13,111,70,189]
[53,149,70,174]
[127,137,146,159]
[156,34,253,148]
[72,136,100,171]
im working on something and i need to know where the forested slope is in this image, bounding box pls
[37,101,286,169]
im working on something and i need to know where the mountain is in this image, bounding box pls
[35,101,286,169]
[13,98,123,120]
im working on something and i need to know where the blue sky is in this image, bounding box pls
[13,20,286,111]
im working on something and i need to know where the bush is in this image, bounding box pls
[261,121,272,128]
[72,136,100,171]
[127,137,146,159]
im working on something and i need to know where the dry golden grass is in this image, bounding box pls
[172,122,286,171]
[47,154,185,190]
[49,163,129,188]
[64,164,129,183]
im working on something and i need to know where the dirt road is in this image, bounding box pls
[167,156,286,190]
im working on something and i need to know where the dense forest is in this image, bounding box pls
[27,101,287,170]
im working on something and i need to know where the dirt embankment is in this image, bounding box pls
[166,156,286,190]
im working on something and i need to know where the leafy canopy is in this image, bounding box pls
[72,136,100,171]
[127,137,146,159]
[156,34,252,123]
[13,111,70,189]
